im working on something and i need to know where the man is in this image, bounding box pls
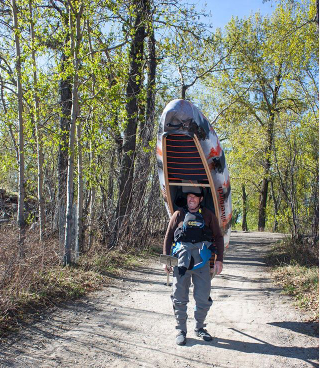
[163,187,224,346]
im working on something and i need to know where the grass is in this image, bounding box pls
[0,226,161,337]
[0,267,104,334]
[266,237,319,322]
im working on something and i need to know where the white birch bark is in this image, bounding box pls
[75,121,83,259]
[29,0,45,242]
[87,21,96,251]
[12,0,25,256]
[64,2,83,265]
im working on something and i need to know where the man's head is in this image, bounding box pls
[186,193,203,212]
[182,186,203,212]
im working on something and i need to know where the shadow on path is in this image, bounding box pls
[268,321,319,338]
[194,328,319,368]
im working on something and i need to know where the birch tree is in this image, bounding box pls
[64,0,84,265]
[28,0,45,241]
[11,0,26,255]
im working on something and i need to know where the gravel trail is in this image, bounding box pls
[0,231,318,368]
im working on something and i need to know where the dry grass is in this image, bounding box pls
[266,237,319,322]
[273,265,319,321]
[0,225,103,336]
[0,224,160,337]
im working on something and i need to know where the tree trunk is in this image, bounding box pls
[117,0,147,228]
[258,127,272,231]
[29,0,45,241]
[131,26,157,238]
[270,179,279,232]
[258,177,269,231]
[274,143,300,239]
[143,28,156,147]
[58,51,72,248]
[75,122,83,259]
[107,153,115,204]
[181,85,187,100]
[241,184,248,231]
[134,27,156,195]
[12,0,25,257]
[0,79,19,162]
[88,184,95,251]
[290,147,299,239]
[258,73,280,231]
[64,3,83,265]
[311,172,319,244]
[87,22,96,252]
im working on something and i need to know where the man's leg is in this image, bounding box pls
[192,262,212,330]
[171,266,191,333]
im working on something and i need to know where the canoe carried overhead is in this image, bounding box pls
[156,99,232,248]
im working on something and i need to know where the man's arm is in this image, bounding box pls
[163,211,182,273]
[163,211,181,255]
[204,208,224,275]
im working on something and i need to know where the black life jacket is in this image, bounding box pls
[174,208,213,244]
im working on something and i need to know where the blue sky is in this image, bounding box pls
[190,0,276,29]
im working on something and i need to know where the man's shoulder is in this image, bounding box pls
[173,209,185,218]
[201,207,213,215]
[168,209,185,228]
[201,207,217,219]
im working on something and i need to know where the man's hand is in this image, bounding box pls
[163,264,172,274]
[210,261,223,277]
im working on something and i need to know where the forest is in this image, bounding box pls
[0,0,318,270]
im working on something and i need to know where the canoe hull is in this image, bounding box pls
[157,99,232,248]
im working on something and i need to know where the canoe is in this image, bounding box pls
[156,99,232,248]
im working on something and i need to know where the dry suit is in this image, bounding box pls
[163,207,224,334]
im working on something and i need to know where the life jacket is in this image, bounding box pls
[171,241,215,273]
[173,208,213,244]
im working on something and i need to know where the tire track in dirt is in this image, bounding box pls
[0,232,318,368]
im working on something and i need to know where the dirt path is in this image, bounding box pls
[1,232,318,368]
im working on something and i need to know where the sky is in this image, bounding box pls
[190,0,277,29]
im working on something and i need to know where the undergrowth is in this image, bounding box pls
[266,237,319,322]
[0,225,160,337]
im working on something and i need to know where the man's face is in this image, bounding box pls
[187,193,202,211]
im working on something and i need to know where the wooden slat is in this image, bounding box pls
[168,182,211,187]
[163,133,219,218]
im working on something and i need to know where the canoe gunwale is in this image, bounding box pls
[162,133,174,215]
[193,135,221,227]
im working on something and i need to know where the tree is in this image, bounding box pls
[202,0,318,232]
[64,0,84,265]
[11,0,26,255]
[28,0,45,241]
[117,0,149,229]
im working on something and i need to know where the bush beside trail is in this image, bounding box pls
[0,224,153,337]
[266,237,319,323]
